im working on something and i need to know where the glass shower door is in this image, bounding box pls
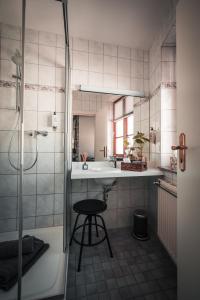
[21,0,69,299]
[0,1,23,299]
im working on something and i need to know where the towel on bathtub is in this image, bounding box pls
[0,236,49,291]
[0,236,34,259]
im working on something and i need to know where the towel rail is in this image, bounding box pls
[154,180,177,198]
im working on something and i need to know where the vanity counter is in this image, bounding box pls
[71,162,163,180]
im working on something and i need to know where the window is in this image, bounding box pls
[113,97,134,156]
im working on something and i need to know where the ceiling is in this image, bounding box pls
[68,0,176,49]
[0,0,177,50]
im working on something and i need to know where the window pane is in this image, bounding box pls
[125,96,133,114]
[114,100,123,119]
[116,137,124,154]
[116,119,123,137]
[127,114,133,135]
[127,135,134,147]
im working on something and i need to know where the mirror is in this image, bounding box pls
[72,90,150,162]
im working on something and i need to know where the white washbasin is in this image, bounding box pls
[94,177,116,185]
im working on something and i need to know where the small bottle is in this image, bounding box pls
[82,162,88,170]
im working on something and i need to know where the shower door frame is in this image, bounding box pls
[17,0,26,299]
[16,0,71,299]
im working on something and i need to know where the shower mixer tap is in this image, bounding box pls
[35,130,48,137]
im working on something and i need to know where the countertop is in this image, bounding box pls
[71,162,163,180]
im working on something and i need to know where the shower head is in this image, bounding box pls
[11,49,22,66]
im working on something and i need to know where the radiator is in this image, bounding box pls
[157,180,177,262]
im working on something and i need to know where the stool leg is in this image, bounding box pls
[94,215,99,237]
[70,213,80,246]
[98,215,113,258]
[88,215,92,246]
[78,215,88,272]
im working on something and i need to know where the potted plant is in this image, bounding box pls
[133,131,150,161]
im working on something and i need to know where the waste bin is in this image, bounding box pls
[132,209,149,240]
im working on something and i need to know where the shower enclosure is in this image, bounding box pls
[0,0,71,299]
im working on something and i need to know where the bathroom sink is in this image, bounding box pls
[94,177,116,185]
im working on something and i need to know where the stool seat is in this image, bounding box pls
[73,199,107,215]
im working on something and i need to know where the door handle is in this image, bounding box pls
[171,133,188,172]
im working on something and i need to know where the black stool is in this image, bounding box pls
[70,199,113,271]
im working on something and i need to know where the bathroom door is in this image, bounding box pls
[95,105,109,161]
[177,1,200,299]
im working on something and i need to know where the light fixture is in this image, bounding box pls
[79,85,145,97]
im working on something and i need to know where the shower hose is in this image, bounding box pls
[8,111,38,171]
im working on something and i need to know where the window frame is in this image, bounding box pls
[113,97,134,156]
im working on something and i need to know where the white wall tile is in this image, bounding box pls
[1,24,20,40]
[131,49,144,61]
[104,56,117,75]
[89,41,103,54]
[144,50,149,62]
[72,180,87,193]
[24,111,37,131]
[37,174,54,194]
[72,69,88,86]
[161,109,176,131]
[103,74,117,89]
[39,31,56,47]
[24,89,37,111]
[73,51,88,71]
[0,109,18,130]
[56,92,65,112]
[89,53,103,73]
[0,87,16,109]
[25,43,38,64]
[56,47,65,68]
[162,61,176,82]
[36,215,53,228]
[37,153,54,173]
[131,78,144,92]
[0,153,18,174]
[55,174,64,193]
[56,34,65,48]
[0,175,17,196]
[25,63,38,84]
[88,72,103,87]
[38,132,55,152]
[56,67,65,87]
[55,153,64,173]
[1,38,20,60]
[37,194,54,215]
[39,65,55,86]
[38,111,53,132]
[118,58,131,76]
[117,76,130,89]
[38,90,55,112]
[0,60,16,81]
[161,88,176,110]
[0,219,16,233]
[23,174,36,196]
[73,38,88,52]
[118,46,131,59]
[55,133,64,152]
[25,28,38,44]
[54,194,64,214]
[39,45,56,66]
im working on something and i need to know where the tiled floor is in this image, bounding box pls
[67,228,177,300]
